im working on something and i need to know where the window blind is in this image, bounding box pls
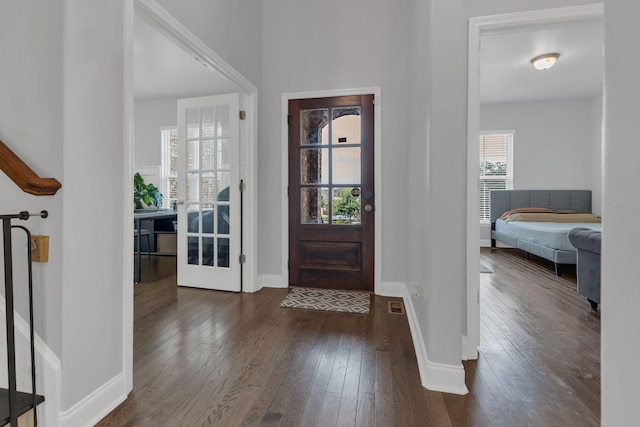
[479,133,513,222]
[160,127,178,208]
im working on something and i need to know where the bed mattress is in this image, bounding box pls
[495,219,602,252]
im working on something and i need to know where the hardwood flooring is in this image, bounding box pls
[98,249,600,426]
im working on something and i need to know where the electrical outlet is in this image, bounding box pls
[409,282,422,299]
[31,235,49,262]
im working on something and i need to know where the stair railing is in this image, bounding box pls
[2,211,47,426]
[0,140,61,196]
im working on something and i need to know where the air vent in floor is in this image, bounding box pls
[388,301,405,315]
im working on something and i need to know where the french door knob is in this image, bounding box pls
[364,204,373,212]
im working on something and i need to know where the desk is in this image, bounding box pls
[134,209,177,283]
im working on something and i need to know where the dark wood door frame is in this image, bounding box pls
[288,94,375,291]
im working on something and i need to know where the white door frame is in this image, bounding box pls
[281,88,382,291]
[465,4,604,360]
[123,0,259,392]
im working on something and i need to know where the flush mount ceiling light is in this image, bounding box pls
[530,53,560,71]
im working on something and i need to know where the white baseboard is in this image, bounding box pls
[480,238,492,247]
[461,335,478,361]
[379,281,469,395]
[57,373,127,427]
[0,297,61,427]
[376,281,405,297]
[257,274,287,290]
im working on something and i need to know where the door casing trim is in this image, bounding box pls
[465,4,604,361]
[281,88,382,292]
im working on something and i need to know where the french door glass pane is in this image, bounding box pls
[202,107,215,137]
[187,108,200,138]
[218,139,231,169]
[201,140,216,170]
[301,109,329,145]
[202,204,214,234]
[187,140,199,170]
[218,204,230,235]
[203,237,215,266]
[217,173,231,201]
[216,105,230,137]
[188,236,199,265]
[201,172,216,202]
[300,148,329,184]
[187,173,199,202]
[218,238,230,267]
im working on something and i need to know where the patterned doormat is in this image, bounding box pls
[280,287,370,314]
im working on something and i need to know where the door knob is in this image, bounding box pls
[364,204,373,212]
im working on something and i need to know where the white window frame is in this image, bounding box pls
[160,126,178,209]
[479,131,514,223]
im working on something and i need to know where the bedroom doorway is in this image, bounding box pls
[466,4,604,360]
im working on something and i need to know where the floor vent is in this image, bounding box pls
[388,301,405,315]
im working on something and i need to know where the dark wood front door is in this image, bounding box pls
[289,95,374,291]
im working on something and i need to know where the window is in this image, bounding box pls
[160,127,178,208]
[479,132,513,222]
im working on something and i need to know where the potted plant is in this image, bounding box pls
[134,172,163,210]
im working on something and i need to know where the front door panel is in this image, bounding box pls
[289,95,374,291]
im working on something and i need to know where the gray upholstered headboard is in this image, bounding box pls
[490,190,592,224]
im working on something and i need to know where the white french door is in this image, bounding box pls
[177,94,241,291]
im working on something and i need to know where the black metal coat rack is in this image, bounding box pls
[1,211,47,427]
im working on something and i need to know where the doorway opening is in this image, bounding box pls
[465,4,604,359]
[123,0,258,392]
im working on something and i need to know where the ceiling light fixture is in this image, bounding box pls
[530,53,560,71]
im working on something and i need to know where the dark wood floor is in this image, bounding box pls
[98,248,600,426]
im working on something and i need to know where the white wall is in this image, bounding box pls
[61,0,126,410]
[134,98,177,167]
[0,0,64,357]
[602,1,640,425]
[479,98,602,243]
[155,0,263,88]
[261,0,409,282]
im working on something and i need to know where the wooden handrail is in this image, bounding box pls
[0,140,61,196]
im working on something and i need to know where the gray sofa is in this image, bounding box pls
[568,227,601,310]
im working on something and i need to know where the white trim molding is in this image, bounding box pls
[466,2,604,367]
[57,373,126,427]
[257,274,288,290]
[0,297,61,427]
[378,282,468,395]
[281,87,382,292]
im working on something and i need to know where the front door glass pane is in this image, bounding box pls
[300,148,329,184]
[301,109,329,145]
[332,107,361,144]
[301,187,329,224]
[332,147,361,185]
[332,187,361,225]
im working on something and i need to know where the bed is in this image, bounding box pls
[490,189,601,276]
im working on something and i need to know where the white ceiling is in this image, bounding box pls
[134,15,240,100]
[480,19,604,104]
